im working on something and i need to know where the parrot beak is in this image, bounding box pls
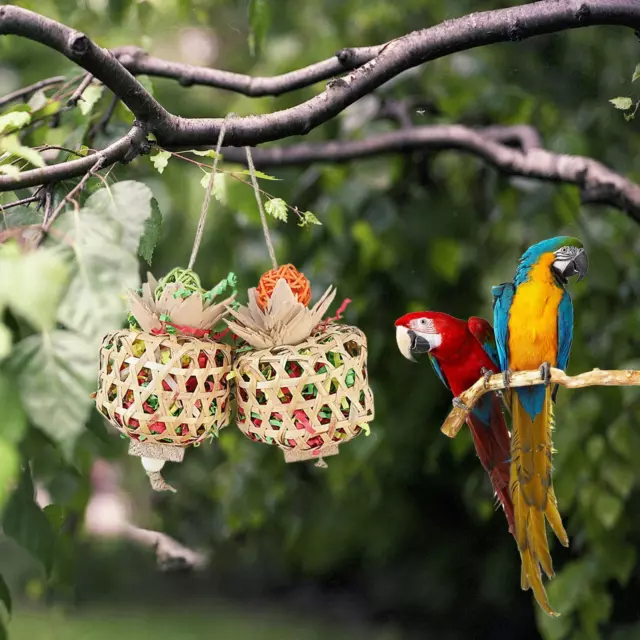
[396,326,433,362]
[573,249,588,282]
[552,248,588,284]
[396,325,416,362]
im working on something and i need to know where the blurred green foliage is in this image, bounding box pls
[1,0,640,639]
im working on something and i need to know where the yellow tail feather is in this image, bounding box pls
[511,387,567,616]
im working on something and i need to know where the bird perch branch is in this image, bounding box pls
[441,367,640,439]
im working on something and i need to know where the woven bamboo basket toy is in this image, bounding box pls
[226,264,375,467]
[95,268,236,492]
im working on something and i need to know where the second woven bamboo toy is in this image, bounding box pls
[226,148,375,467]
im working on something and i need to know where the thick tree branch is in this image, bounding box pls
[0,123,147,190]
[218,125,640,220]
[1,1,640,148]
[441,367,640,438]
[113,45,383,96]
[0,6,169,124]
[0,1,639,193]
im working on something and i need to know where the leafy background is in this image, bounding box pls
[1,0,640,639]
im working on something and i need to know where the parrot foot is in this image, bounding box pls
[502,368,512,390]
[480,367,493,388]
[452,397,471,412]
[540,362,552,387]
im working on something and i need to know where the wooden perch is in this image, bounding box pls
[441,367,640,438]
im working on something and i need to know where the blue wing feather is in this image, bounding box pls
[428,354,450,391]
[556,290,574,371]
[491,283,515,372]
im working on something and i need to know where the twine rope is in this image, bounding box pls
[187,116,231,270]
[245,146,278,270]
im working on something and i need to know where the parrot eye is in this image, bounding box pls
[419,318,427,326]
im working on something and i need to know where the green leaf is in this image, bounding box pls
[594,489,623,530]
[231,169,280,181]
[0,371,27,444]
[191,149,221,158]
[0,572,11,617]
[0,440,19,513]
[83,181,155,254]
[298,211,322,227]
[430,238,463,283]
[200,172,227,204]
[0,243,70,332]
[265,197,288,222]
[8,331,96,450]
[27,90,48,112]
[0,135,45,168]
[2,466,56,575]
[138,197,163,265]
[0,111,31,134]
[632,63,640,82]
[0,324,10,360]
[248,0,271,56]
[610,97,633,111]
[150,150,171,174]
[79,83,104,116]
[43,504,68,533]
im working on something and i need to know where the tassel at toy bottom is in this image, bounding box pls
[128,441,185,493]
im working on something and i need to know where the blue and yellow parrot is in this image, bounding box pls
[492,236,588,616]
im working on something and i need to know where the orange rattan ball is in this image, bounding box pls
[256,264,311,310]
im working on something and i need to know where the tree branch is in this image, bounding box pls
[0,123,147,190]
[0,1,639,192]
[113,45,383,96]
[441,367,640,438]
[0,75,65,108]
[217,125,640,220]
[1,1,640,148]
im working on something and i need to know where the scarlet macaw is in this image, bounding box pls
[395,311,514,534]
[492,236,588,617]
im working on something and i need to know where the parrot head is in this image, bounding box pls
[519,236,588,285]
[395,311,465,362]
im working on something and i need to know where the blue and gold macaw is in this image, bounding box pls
[492,237,588,617]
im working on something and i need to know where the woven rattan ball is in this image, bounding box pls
[255,264,311,311]
[95,329,233,446]
[234,325,374,462]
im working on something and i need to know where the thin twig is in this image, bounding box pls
[440,367,640,439]
[245,146,278,270]
[67,73,94,107]
[0,76,66,108]
[42,156,104,232]
[187,116,230,270]
[0,194,40,211]
[87,93,119,144]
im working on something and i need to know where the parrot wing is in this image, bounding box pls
[428,354,451,391]
[552,289,574,403]
[492,282,515,372]
[467,316,500,369]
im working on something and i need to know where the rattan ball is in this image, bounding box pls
[255,264,311,311]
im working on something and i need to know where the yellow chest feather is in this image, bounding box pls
[508,256,563,371]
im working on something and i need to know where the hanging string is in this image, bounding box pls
[187,116,231,270]
[245,146,278,270]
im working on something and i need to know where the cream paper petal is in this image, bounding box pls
[126,291,162,333]
[166,291,203,327]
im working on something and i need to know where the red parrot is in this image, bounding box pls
[395,311,514,535]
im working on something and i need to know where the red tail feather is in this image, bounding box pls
[466,396,515,537]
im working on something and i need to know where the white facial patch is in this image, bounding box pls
[410,317,442,350]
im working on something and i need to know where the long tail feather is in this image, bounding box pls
[466,394,514,534]
[511,387,567,616]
